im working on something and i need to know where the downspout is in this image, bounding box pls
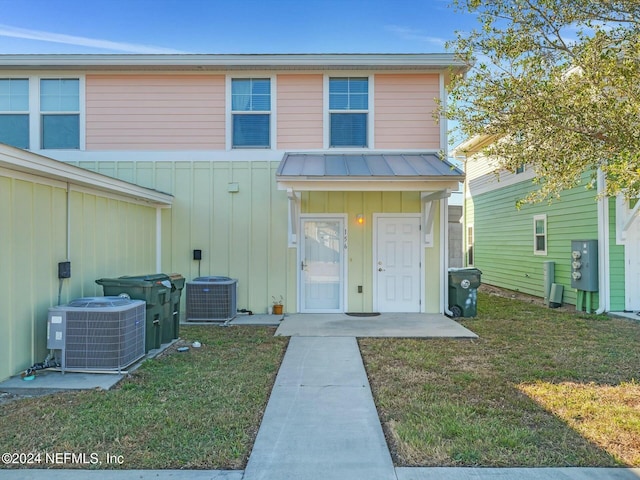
[156,207,162,273]
[58,183,71,305]
[596,169,610,314]
[442,196,453,316]
[66,182,71,260]
[440,71,453,316]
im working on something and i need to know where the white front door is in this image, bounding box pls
[375,216,421,312]
[625,216,640,311]
[300,217,345,313]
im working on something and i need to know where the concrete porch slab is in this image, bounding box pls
[275,313,478,338]
[0,369,124,397]
[609,311,640,323]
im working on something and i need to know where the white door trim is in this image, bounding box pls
[298,214,348,313]
[624,215,640,311]
[373,213,424,313]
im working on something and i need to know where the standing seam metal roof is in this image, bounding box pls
[276,153,463,178]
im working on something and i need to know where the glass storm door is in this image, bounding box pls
[300,217,345,312]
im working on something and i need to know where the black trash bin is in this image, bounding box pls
[168,273,185,340]
[96,274,172,352]
[448,268,482,318]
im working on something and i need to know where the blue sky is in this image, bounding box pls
[0,0,477,54]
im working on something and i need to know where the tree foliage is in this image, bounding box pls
[446,0,640,204]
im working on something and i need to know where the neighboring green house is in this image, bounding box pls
[454,134,636,314]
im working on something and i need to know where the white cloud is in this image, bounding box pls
[0,24,185,53]
[385,25,448,48]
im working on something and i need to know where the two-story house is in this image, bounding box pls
[0,54,467,381]
[455,133,637,316]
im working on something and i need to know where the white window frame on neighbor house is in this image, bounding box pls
[533,214,547,255]
[227,75,275,150]
[0,75,85,151]
[324,74,373,149]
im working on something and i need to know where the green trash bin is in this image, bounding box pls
[96,274,172,352]
[448,268,482,318]
[168,273,185,340]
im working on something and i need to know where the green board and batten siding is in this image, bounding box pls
[467,177,601,308]
[0,174,158,382]
[76,160,292,314]
[75,160,444,315]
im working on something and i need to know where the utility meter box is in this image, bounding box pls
[571,240,598,291]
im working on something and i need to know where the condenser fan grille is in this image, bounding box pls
[47,298,146,372]
[186,277,237,322]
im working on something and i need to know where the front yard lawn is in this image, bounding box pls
[360,290,640,467]
[0,326,288,470]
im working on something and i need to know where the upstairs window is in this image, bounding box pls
[40,79,80,149]
[0,78,29,149]
[533,214,547,255]
[329,77,368,147]
[232,78,271,148]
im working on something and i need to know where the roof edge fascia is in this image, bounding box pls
[451,133,501,158]
[0,53,469,73]
[0,144,173,206]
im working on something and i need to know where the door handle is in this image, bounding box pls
[378,267,385,272]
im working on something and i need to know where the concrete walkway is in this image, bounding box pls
[243,336,395,480]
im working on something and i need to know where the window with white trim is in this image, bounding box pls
[533,214,547,255]
[329,77,368,147]
[40,78,80,149]
[0,78,29,148]
[231,78,271,148]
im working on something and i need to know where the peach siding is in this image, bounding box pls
[374,74,440,149]
[86,75,225,150]
[277,74,323,149]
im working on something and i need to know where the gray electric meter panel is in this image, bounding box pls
[571,240,598,291]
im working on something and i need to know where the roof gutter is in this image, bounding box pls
[0,53,470,74]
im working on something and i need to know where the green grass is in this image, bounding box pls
[359,291,640,467]
[0,325,288,470]
[4,295,640,470]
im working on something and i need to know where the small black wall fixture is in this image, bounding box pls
[193,249,202,277]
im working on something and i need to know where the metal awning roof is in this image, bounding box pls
[276,153,464,192]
